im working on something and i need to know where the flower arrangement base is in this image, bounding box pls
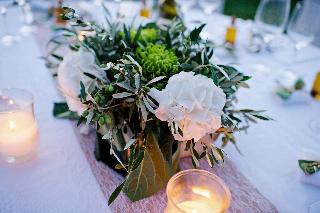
[94,133,127,176]
[94,132,181,178]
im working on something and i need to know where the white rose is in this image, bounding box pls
[57,48,106,115]
[149,71,226,142]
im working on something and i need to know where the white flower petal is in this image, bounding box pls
[150,71,226,142]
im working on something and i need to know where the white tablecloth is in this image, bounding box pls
[0,10,111,212]
[185,10,320,213]
[1,1,320,213]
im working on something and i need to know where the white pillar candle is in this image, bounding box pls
[0,110,38,159]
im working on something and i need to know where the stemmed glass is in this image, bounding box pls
[176,0,195,13]
[17,0,35,36]
[254,0,290,51]
[0,2,16,46]
[287,0,320,57]
[198,0,223,15]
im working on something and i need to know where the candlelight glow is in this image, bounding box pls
[192,187,211,199]
[9,121,16,130]
[8,99,14,105]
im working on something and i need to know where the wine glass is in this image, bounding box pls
[254,0,290,50]
[17,0,35,36]
[176,0,195,13]
[198,0,223,15]
[287,0,320,55]
[0,3,16,46]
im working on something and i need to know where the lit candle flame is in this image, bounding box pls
[9,121,16,130]
[8,99,14,105]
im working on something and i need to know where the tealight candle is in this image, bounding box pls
[165,169,231,213]
[0,89,38,163]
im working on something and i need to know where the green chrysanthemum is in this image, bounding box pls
[136,44,179,77]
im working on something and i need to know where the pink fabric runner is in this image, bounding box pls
[74,127,277,213]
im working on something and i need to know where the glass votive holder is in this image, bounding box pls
[165,169,231,213]
[0,88,39,163]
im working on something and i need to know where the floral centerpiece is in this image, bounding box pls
[46,7,271,204]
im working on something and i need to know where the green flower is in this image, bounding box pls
[136,44,179,77]
[139,28,158,43]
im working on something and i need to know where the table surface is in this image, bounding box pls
[1,2,320,213]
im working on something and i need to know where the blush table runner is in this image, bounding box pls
[74,126,277,213]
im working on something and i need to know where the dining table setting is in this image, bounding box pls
[0,0,320,213]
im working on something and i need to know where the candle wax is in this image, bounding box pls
[177,200,216,213]
[0,111,38,157]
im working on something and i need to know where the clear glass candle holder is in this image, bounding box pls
[165,169,231,213]
[0,88,38,163]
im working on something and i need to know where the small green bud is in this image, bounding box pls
[82,110,89,117]
[98,116,105,126]
[104,114,112,125]
[108,85,115,93]
[94,96,100,103]
[203,68,210,75]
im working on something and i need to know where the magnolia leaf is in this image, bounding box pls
[122,133,172,201]
[112,92,134,99]
[145,76,166,86]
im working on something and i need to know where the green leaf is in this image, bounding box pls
[108,181,125,205]
[184,140,191,151]
[206,151,214,168]
[122,132,173,201]
[252,114,273,121]
[80,81,87,101]
[51,53,63,61]
[189,24,206,43]
[53,102,78,120]
[112,92,134,99]
[298,160,320,175]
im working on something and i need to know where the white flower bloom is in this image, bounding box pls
[149,71,226,142]
[57,48,106,115]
